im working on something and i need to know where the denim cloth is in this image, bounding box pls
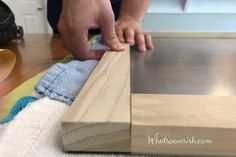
[35,60,98,105]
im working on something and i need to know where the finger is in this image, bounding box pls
[116,27,125,43]
[99,11,124,51]
[58,19,70,49]
[136,33,146,52]
[69,26,104,60]
[105,32,125,51]
[144,33,153,50]
[124,28,135,46]
[89,49,105,60]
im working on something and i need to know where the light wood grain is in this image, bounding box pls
[131,94,236,156]
[62,45,130,152]
[150,32,236,39]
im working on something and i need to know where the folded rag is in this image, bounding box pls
[35,60,98,105]
[0,97,140,157]
[0,97,69,157]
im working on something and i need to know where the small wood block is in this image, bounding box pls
[131,94,236,156]
[62,45,130,152]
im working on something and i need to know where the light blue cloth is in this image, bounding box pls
[35,60,98,105]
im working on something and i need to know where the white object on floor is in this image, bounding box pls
[0,97,68,157]
[31,91,44,99]
[0,124,6,135]
[0,97,139,157]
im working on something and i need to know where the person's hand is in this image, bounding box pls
[58,0,124,60]
[115,16,153,52]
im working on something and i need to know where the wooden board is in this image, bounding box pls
[131,94,236,156]
[150,32,236,39]
[62,45,130,152]
[61,33,236,156]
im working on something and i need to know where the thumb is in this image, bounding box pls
[99,12,125,51]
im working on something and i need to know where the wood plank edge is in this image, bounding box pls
[150,32,236,39]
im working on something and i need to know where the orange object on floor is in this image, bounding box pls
[0,49,16,83]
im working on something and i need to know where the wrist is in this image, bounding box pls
[118,14,142,24]
[119,0,150,23]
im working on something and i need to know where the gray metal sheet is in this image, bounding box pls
[131,38,236,96]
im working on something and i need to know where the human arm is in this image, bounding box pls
[58,0,124,60]
[116,0,153,52]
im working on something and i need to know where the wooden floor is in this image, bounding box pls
[0,34,69,97]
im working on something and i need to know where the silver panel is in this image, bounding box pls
[131,38,236,96]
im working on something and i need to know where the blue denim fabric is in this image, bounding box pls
[35,60,98,105]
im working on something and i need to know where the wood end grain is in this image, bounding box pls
[62,45,131,152]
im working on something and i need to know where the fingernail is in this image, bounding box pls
[116,44,125,50]
[130,42,135,46]
[148,46,154,50]
[128,40,135,46]
[119,38,125,43]
[140,46,146,52]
